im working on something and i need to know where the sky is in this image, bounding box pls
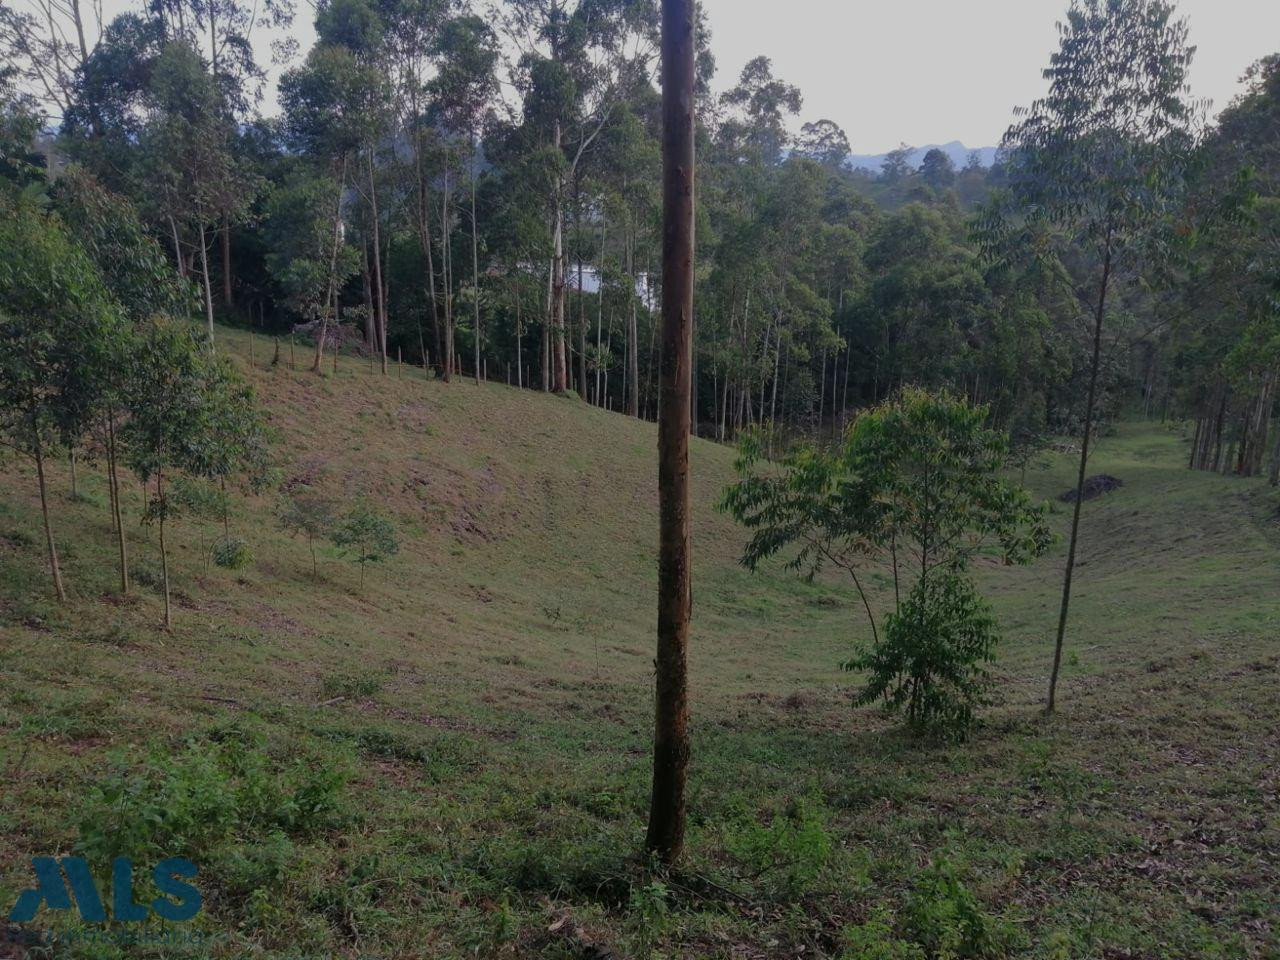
[697,0,1280,154]
[92,0,1280,154]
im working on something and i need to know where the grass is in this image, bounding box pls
[1,324,1278,958]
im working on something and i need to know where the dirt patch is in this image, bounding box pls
[1059,474,1123,503]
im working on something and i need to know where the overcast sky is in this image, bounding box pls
[93,0,1280,153]
[698,0,1280,153]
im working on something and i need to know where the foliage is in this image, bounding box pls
[277,490,338,577]
[331,501,399,587]
[723,388,1052,736]
[847,572,1002,740]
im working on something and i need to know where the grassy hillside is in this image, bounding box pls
[2,325,1278,959]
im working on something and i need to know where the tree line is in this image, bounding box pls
[4,0,1272,458]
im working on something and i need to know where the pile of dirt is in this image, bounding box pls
[1059,474,1123,503]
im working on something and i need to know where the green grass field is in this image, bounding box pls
[2,325,1278,959]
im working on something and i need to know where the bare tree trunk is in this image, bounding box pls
[107,411,128,593]
[221,215,233,307]
[646,0,695,867]
[441,157,454,382]
[155,472,171,628]
[471,127,482,386]
[34,433,67,602]
[313,156,347,373]
[168,216,185,278]
[1048,232,1112,713]
[627,234,640,418]
[368,149,388,375]
[596,217,606,405]
[197,221,216,346]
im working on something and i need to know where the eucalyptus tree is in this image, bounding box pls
[51,167,195,593]
[139,40,253,344]
[497,0,659,393]
[1177,56,1280,479]
[147,0,294,306]
[280,35,381,370]
[381,0,449,373]
[981,0,1201,712]
[431,13,500,385]
[121,319,266,627]
[0,195,124,601]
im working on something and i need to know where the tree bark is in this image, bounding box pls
[313,156,347,373]
[471,127,482,386]
[368,149,388,375]
[1047,232,1112,713]
[221,215,233,307]
[107,411,128,593]
[34,432,66,602]
[646,0,695,867]
[157,473,171,629]
[197,220,216,346]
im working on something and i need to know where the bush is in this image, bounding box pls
[845,573,1000,741]
[212,535,253,570]
[903,858,1015,959]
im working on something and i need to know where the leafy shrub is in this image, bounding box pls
[212,535,253,570]
[845,573,1000,741]
[727,797,832,896]
[902,858,1015,959]
[842,907,925,960]
[76,732,352,867]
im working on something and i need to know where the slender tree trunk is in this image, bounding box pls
[157,473,171,629]
[551,120,569,393]
[413,124,443,376]
[221,215,233,307]
[646,0,695,866]
[168,215,185,278]
[1047,234,1112,713]
[107,412,128,594]
[313,156,347,372]
[596,218,606,405]
[33,433,66,602]
[628,244,640,417]
[442,158,454,383]
[471,127,482,386]
[197,221,216,346]
[368,149,388,375]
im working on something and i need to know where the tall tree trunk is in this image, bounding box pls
[442,158,455,382]
[596,217,606,405]
[471,127,482,386]
[368,149,388,375]
[107,411,128,594]
[157,473,171,629]
[647,0,695,867]
[197,220,216,346]
[1047,232,1112,713]
[221,215,233,307]
[551,160,569,393]
[627,231,640,418]
[33,431,66,602]
[413,124,443,375]
[313,156,347,373]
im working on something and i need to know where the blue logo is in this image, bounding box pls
[8,857,201,924]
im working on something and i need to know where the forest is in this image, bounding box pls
[1,0,1279,956]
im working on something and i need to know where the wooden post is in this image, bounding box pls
[250,330,255,367]
[645,0,695,867]
[290,336,296,370]
[398,347,403,379]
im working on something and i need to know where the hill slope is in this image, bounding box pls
[2,325,1278,959]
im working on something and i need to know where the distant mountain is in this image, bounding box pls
[846,141,999,173]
